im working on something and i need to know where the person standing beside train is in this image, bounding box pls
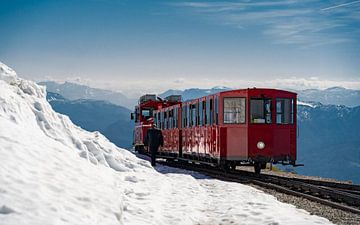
[145,123,164,166]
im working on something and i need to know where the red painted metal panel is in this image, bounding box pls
[226,127,248,159]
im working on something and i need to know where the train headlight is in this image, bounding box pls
[257,141,265,150]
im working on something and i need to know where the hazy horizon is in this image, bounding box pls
[38,79,360,99]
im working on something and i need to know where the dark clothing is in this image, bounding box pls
[145,128,163,166]
[145,128,164,148]
[150,149,157,167]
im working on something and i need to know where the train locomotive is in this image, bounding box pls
[132,88,298,174]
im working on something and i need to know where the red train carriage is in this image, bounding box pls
[132,88,298,173]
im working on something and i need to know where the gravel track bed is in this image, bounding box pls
[251,184,360,225]
[236,167,360,224]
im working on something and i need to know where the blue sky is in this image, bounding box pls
[0,0,359,96]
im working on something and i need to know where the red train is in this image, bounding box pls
[132,88,298,173]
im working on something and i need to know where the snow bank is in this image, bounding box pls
[0,62,333,225]
[0,62,18,84]
[0,63,148,173]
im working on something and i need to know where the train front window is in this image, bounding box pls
[141,108,153,120]
[224,98,246,124]
[276,98,294,124]
[250,99,272,124]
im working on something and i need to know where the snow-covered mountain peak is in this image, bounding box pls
[297,100,316,108]
[0,61,18,84]
[325,86,347,92]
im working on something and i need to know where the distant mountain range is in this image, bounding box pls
[160,87,231,101]
[40,81,360,107]
[296,87,360,107]
[39,81,136,109]
[160,86,360,107]
[296,103,360,183]
[46,92,133,148]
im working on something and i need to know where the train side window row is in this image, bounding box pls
[153,97,295,128]
[181,96,219,128]
[154,107,179,129]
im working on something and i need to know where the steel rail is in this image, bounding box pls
[233,169,360,193]
[159,160,360,215]
[230,170,360,206]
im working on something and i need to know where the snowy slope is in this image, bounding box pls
[0,62,332,225]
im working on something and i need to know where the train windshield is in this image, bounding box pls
[276,98,294,124]
[141,108,153,120]
[223,97,246,124]
[250,99,272,124]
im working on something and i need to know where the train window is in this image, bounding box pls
[214,96,218,125]
[160,111,164,129]
[168,110,171,129]
[250,99,272,124]
[197,102,200,126]
[208,99,213,124]
[201,100,207,126]
[176,107,179,128]
[154,112,157,125]
[166,110,171,129]
[206,99,213,125]
[156,112,160,128]
[171,109,174,128]
[141,108,153,121]
[142,109,150,117]
[135,107,139,123]
[182,105,186,128]
[187,104,190,127]
[199,101,203,126]
[191,104,197,127]
[223,97,246,124]
[174,107,178,128]
[188,104,192,126]
[276,98,294,124]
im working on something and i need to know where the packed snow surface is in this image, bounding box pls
[0,62,332,225]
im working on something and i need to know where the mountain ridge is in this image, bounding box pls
[47,92,133,148]
[39,81,137,109]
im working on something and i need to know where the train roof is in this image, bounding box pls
[220,88,297,95]
[144,88,297,111]
[180,88,297,104]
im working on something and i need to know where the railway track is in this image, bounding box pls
[159,159,360,215]
[235,170,360,196]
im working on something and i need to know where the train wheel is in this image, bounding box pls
[137,145,145,154]
[220,161,231,172]
[261,163,267,170]
[254,163,261,174]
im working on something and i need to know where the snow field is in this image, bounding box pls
[0,62,333,225]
